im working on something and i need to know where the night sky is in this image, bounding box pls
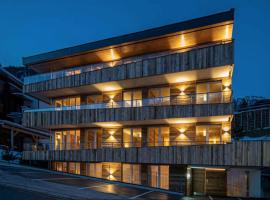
[0,0,269,98]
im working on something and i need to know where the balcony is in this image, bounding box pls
[23,42,234,96]
[23,92,233,128]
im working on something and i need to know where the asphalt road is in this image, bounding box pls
[0,162,183,200]
[0,184,67,200]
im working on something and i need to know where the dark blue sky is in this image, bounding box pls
[0,0,269,98]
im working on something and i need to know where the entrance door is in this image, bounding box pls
[205,169,226,196]
[192,168,226,196]
[192,168,206,195]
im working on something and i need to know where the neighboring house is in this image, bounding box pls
[20,9,270,198]
[233,96,270,138]
[0,66,49,151]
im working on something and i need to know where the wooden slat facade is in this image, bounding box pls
[22,103,233,128]
[23,42,234,94]
[22,141,270,167]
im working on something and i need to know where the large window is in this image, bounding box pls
[149,165,169,190]
[54,96,80,107]
[196,125,222,144]
[148,87,170,105]
[54,130,80,150]
[122,164,141,184]
[69,162,80,174]
[54,162,67,173]
[148,127,170,147]
[87,95,103,104]
[196,82,222,104]
[123,90,142,107]
[86,163,102,178]
[85,129,101,149]
[123,128,142,147]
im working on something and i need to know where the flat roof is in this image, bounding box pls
[23,9,234,67]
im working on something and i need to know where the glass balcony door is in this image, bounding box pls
[54,96,80,107]
[148,127,170,147]
[149,165,169,189]
[123,90,142,107]
[54,130,80,150]
[123,128,142,147]
[54,132,62,150]
[85,129,101,149]
[148,87,170,105]
[87,95,103,104]
[196,125,222,144]
[196,82,222,104]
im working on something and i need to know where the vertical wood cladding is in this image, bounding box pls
[23,103,233,128]
[22,141,270,167]
[23,42,234,94]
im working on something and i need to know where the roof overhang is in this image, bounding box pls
[23,9,234,73]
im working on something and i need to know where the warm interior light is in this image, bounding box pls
[222,78,232,87]
[180,34,186,47]
[109,130,115,136]
[203,130,207,137]
[223,126,230,132]
[93,122,122,128]
[223,86,230,92]
[203,94,207,101]
[225,25,230,40]
[57,135,61,139]
[179,128,186,133]
[110,48,120,60]
[180,91,185,95]
[206,167,226,171]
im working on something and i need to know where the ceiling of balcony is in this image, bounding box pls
[46,115,232,129]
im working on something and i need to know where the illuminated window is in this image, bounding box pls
[149,165,169,189]
[86,163,102,178]
[87,95,103,104]
[54,129,80,150]
[196,125,221,144]
[123,90,142,107]
[122,164,141,184]
[123,128,142,147]
[148,87,170,105]
[148,127,170,147]
[69,162,80,174]
[54,96,80,107]
[196,82,222,104]
[85,129,101,149]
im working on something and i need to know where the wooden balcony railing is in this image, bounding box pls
[22,141,270,167]
[24,91,231,113]
[23,42,234,94]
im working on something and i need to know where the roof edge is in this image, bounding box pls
[23,8,234,66]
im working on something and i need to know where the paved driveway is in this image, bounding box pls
[0,162,182,199]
